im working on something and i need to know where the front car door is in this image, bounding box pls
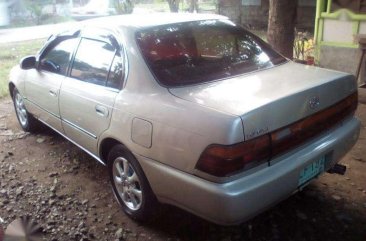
[59,31,125,155]
[24,36,79,132]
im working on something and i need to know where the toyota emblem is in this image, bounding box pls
[309,96,320,109]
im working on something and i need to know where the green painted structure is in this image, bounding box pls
[314,0,366,85]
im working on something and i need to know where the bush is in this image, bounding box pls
[113,0,134,14]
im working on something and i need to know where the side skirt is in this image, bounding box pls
[37,118,106,166]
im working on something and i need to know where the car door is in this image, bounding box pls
[59,35,124,155]
[24,37,79,132]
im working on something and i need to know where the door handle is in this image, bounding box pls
[49,90,57,97]
[95,105,109,117]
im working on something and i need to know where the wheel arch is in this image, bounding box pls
[99,137,154,188]
[8,82,15,99]
[99,137,127,164]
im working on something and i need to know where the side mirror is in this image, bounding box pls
[20,55,36,70]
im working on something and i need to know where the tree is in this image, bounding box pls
[24,0,51,25]
[188,0,198,12]
[167,0,179,12]
[113,0,134,14]
[267,0,297,59]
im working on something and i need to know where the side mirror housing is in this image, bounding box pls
[20,55,36,70]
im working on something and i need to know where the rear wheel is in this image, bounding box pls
[108,144,157,221]
[13,88,40,132]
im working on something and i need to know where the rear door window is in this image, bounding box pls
[70,38,117,86]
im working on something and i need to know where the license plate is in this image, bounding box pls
[298,156,325,186]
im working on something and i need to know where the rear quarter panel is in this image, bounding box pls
[100,84,244,173]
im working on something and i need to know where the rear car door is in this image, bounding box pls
[59,32,125,155]
[24,37,79,132]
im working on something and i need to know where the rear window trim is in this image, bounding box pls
[168,59,290,89]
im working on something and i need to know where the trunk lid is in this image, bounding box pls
[168,62,357,140]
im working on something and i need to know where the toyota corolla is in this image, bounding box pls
[8,13,360,225]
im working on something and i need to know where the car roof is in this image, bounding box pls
[82,13,228,29]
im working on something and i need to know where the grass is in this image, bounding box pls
[0,39,45,98]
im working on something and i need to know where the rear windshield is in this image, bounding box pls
[136,19,287,87]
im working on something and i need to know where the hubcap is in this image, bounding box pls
[15,93,28,127]
[113,157,142,211]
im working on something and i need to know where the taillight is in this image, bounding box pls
[196,92,357,177]
[271,91,358,156]
[196,134,270,177]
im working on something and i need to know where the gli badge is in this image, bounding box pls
[308,96,320,109]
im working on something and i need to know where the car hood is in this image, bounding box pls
[168,62,357,140]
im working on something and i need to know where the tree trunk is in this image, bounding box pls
[168,0,179,12]
[189,0,198,13]
[267,0,298,59]
[52,0,57,16]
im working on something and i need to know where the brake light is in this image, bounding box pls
[196,92,357,177]
[196,134,270,177]
[271,92,358,156]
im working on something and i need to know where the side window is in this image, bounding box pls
[107,52,124,89]
[40,38,78,75]
[71,38,115,86]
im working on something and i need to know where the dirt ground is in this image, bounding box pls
[0,96,365,241]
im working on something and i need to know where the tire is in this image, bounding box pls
[108,144,158,221]
[12,88,40,132]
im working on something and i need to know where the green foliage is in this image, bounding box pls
[113,0,134,14]
[4,0,73,27]
[23,0,52,25]
[293,30,314,61]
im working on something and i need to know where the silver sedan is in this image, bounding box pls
[9,13,360,225]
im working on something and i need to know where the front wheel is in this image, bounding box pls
[108,144,158,221]
[13,88,40,132]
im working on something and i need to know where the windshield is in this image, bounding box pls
[136,19,287,87]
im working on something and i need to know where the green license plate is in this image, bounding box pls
[298,156,325,186]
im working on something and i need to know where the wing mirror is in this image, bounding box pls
[20,55,36,70]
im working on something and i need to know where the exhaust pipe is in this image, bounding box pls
[327,164,347,175]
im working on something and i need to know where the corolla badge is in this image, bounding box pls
[308,96,320,109]
[246,126,269,139]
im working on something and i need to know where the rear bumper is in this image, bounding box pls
[137,117,360,225]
